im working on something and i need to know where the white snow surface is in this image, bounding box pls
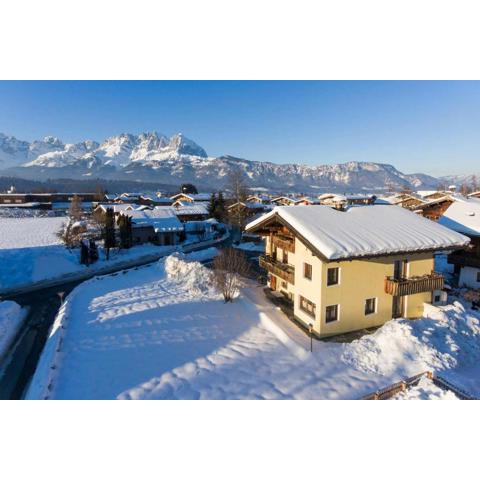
[392,376,459,400]
[438,197,480,237]
[27,254,480,400]
[0,217,66,248]
[0,301,27,358]
[246,205,470,260]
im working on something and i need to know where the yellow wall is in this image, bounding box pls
[264,234,435,337]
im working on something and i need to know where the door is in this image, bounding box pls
[392,259,407,318]
[270,275,277,291]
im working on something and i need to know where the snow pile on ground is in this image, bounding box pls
[342,301,480,377]
[0,301,27,358]
[164,253,218,298]
[393,377,459,400]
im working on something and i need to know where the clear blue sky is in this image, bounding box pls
[0,81,478,176]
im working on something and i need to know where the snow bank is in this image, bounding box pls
[342,301,480,377]
[0,301,28,358]
[164,252,218,298]
[393,376,459,400]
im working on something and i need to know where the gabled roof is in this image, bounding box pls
[246,205,469,261]
[438,197,480,237]
[121,208,184,232]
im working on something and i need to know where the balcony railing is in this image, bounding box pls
[448,252,480,269]
[259,255,295,285]
[272,234,295,253]
[384,272,444,296]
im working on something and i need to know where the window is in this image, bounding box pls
[281,281,287,289]
[325,304,339,323]
[299,295,316,318]
[365,298,376,315]
[283,250,288,264]
[303,262,312,280]
[327,267,339,286]
[434,294,441,303]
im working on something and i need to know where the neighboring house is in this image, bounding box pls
[387,192,426,210]
[246,194,271,204]
[468,191,480,199]
[412,195,454,221]
[294,196,321,206]
[170,193,212,203]
[0,192,101,209]
[271,196,297,206]
[246,205,468,338]
[170,203,210,221]
[318,193,376,209]
[227,201,270,217]
[119,208,184,246]
[439,198,480,289]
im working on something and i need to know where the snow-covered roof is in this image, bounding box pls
[170,193,211,202]
[246,205,469,260]
[438,197,480,237]
[123,208,184,232]
[171,204,209,215]
[95,204,135,213]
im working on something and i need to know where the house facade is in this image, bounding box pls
[246,205,468,338]
[439,198,480,289]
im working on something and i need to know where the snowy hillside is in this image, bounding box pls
[1,130,440,191]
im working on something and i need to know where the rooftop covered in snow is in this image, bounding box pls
[246,205,470,260]
[438,197,480,237]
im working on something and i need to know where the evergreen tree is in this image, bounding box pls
[208,193,217,218]
[215,191,227,221]
[118,214,133,249]
[80,241,89,265]
[89,239,99,263]
[180,183,198,194]
[104,207,116,260]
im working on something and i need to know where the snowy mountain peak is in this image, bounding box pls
[0,130,441,192]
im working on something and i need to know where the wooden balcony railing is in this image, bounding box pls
[384,272,444,296]
[272,234,295,253]
[259,255,295,285]
[448,252,480,269]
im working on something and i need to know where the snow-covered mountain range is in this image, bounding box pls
[0,131,441,192]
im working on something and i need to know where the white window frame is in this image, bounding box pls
[325,304,340,324]
[364,297,377,316]
[326,266,341,287]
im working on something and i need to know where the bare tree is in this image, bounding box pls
[57,218,81,249]
[213,248,250,302]
[68,194,83,221]
[226,168,249,228]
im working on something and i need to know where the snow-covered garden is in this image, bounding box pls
[27,251,480,400]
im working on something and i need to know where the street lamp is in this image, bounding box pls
[308,323,313,352]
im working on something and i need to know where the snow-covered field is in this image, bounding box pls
[0,217,66,248]
[27,252,480,400]
[0,216,223,292]
[0,301,28,359]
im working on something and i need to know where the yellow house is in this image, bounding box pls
[246,205,469,338]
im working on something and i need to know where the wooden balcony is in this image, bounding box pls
[384,272,444,296]
[259,255,295,285]
[272,234,295,253]
[448,252,480,269]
